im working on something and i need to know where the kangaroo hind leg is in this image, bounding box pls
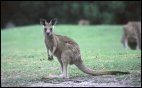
[59,50,72,78]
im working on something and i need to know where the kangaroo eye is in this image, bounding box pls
[44,28,47,30]
[50,28,52,31]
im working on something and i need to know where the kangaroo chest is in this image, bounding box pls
[45,37,54,51]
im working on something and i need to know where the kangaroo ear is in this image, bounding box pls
[40,19,46,25]
[50,18,57,25]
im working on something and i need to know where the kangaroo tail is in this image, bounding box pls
[74,61,130,76]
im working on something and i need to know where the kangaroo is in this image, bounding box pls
[40,18,129,78]
[121,21,141,50]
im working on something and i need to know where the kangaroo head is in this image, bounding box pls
[40,18,57,36]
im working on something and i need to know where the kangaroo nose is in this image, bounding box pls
[46,32,50,35]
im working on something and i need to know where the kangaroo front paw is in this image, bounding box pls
[48,55,53,60]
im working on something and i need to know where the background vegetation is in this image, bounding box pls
[1,1,141,28]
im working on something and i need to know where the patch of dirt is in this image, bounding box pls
[29,74,141,87]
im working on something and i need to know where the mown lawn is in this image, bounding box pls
[1,25,141,87]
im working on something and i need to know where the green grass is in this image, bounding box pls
[1,25,141,87]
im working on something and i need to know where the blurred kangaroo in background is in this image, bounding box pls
[78,19,90,25]
[40,18,129,78]
[121,21,141,50]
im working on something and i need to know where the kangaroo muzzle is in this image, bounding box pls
[46,30,52,36]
